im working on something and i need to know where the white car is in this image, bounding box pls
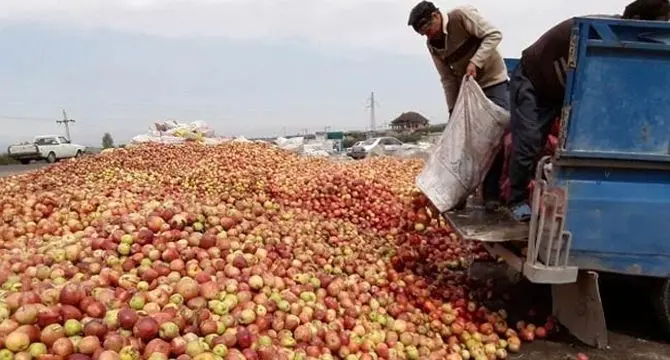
[349,137,404,159]
[345,141,363,154]
[8,135,86,164]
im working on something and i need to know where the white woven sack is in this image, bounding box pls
[416,76,510,212]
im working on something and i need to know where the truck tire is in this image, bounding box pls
[652,277,670,336]
[46,152,56,163]
[19,160,30,165]
[75,150,82,158]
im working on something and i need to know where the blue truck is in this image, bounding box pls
[447,17,670,348]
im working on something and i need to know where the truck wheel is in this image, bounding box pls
[46,152,56,163]
[652,277,670,336]
[19,160,30,165]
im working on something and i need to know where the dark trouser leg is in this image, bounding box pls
[482,149,504,203]
[481,81,510,206]
[508,65,560,205]
[483,81,510,111]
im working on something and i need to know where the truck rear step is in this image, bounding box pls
[445,156,578,284]
[445,204,528,242]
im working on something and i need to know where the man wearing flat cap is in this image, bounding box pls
[408,1,508,212]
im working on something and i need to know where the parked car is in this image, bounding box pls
[345,141,363,154]
[349,137,404,159]
[8,135,86,164]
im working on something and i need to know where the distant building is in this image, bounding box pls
[390,112,430,132]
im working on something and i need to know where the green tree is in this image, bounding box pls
[397,133,423,144]
[102,133,115,149]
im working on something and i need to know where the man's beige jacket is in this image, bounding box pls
[428,5,508,111]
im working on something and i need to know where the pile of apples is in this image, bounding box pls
[0,143,552,360]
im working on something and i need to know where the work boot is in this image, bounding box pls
[509,202,532,222]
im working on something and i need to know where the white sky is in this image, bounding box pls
[0,0,641,145]
[0,0,636,57]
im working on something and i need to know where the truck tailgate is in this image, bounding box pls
[8,144,39,155]
[445,203,529,242]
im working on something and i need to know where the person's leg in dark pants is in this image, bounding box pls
[482,149,505,210]
[483,81,511,111]
[481,81,510,211]
[507,65,560,221]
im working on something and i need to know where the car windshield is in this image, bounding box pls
[362,138,377,145]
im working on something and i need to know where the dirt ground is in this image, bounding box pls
[470,263,670,360]
[521,335,670,360]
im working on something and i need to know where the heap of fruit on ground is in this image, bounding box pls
[0,142,552,360]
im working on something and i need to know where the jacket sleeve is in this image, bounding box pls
[430,52,459,112]
[456,6,503,68]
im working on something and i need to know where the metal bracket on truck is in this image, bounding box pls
[445,156,578,283]
[444,155,606,348]
[525,156,578,284]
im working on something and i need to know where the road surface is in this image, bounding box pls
[0,163,50,178]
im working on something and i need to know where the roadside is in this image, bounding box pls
[0,162,50,178]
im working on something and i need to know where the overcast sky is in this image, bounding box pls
[0,0,635,147]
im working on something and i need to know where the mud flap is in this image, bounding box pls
[652,277,670,336]
[551,270,608,348]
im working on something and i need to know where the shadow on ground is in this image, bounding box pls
[469,262,670,360]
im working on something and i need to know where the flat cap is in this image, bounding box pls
[408,1,438,30]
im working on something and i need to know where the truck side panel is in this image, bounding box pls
[555,166,670,277]
[504,58,519,74]
[556,18,670,277]
[560,19,670,161]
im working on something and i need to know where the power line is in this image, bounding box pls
[56,109,76,141]
[365,91,379,133]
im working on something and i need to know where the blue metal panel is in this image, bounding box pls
[553,18,670,277]
[555,166,670,277]
[504,58,519,75]
[559,17,670,162]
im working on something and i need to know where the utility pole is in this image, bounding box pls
[366,92,379,134]
[56,109,76,141]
